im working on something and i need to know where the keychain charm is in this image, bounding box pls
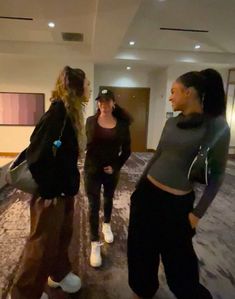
[52,140,62,157]
[53,140,62,148]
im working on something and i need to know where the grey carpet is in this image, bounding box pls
[0,153,235,299]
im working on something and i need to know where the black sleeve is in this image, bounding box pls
[26,102,66,199]
[85,116,93,145]
[115,124,131,170]
[193,124,230,218]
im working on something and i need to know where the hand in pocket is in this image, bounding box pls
[103,165,113,174]
[188,212,199,229]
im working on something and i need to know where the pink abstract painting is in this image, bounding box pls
[0,93,44,126]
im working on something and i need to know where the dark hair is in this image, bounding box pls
[64,66,86,97]
[112,104,133,125]
[177,68,226,117]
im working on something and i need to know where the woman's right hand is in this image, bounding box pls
[188,212,199,229]
[103,165,113,174]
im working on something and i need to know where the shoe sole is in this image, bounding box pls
[90,260,102,267]
[47,277,81,293]
[102,231,114,244]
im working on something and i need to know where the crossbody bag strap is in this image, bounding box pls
[199,118,227,152]
[52,114,67,156]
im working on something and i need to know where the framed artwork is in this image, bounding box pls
[0,92,45,126]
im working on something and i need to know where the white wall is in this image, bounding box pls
[0,58,231,153]
[94,65,149,97]
[147,69,167,149]
[0,54,94,153]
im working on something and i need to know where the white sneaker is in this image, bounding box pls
[90,241,103,267]
[102,222,114,243]
[48,272,81,293]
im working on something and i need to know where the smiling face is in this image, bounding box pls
[169,81,190,112]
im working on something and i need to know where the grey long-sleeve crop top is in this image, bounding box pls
[145,113,230,218]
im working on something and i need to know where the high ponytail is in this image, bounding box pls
[200,68,226,117]
[112,104,133,125]
[177,68,226,117]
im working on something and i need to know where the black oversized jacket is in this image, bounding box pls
[84,115,131,173]
[26,100,80,199]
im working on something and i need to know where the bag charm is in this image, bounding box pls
[52,117,67,156]
[53,140,62,148]
[52,140,62,156]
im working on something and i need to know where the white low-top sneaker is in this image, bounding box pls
[90,241,103,267]
[102,222,114,243]
[48,272,81,293]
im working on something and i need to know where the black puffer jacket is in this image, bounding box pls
[26,100,80,199]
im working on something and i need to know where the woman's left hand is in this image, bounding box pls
[104,166,113,174]
[188,212,199,229]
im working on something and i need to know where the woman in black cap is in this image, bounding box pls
[84,88,132,267]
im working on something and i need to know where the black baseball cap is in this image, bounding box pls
[95,89,115,101]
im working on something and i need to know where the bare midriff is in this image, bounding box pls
[147,175,192,196]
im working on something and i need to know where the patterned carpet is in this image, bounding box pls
[0,153,235,299]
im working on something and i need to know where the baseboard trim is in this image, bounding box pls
[147,149,156,153]
[0,152,18,157]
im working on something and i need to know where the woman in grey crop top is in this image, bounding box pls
[128,69,230,299]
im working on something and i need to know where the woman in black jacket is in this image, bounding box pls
[10,66,90,299]
[84,89,132,267]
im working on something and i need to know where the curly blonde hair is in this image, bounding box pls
[51,66,88,156]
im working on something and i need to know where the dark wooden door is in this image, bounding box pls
[100,86,150,152]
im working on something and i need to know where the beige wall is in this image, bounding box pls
[147,69,167,149]
[0,59,230,153]
[0,54,94,153]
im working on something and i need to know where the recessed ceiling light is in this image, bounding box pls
[48,22,55,28]
[126,66,131,70]
[195,44,201,49]
[129,41,135,46]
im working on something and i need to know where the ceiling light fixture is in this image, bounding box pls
[48,22,55,28]
[194,44,201,49]
[126,66,131,70]
[129,41,135,46]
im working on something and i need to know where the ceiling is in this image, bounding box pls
[1,0,235,69]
